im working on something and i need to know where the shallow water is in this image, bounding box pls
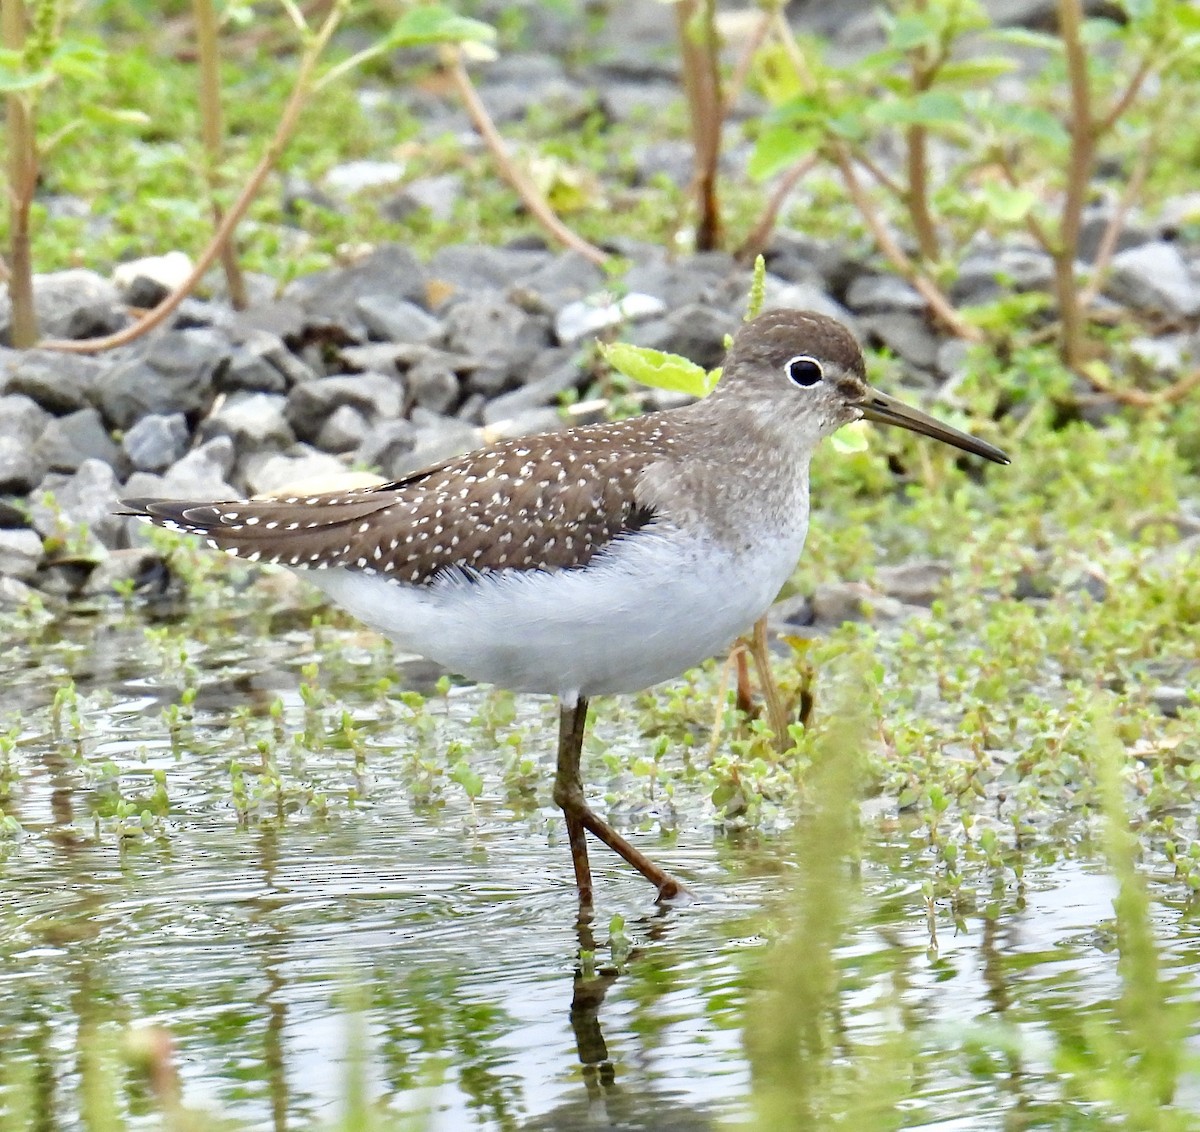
[1,598,1197,1129]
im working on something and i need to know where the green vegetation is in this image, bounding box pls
[2,0,1199,1127]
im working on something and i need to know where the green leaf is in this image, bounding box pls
[449,760,483,800]
[934,57,1018,87]
[979,183,1037,223]
[0,68,52,92]
[748,123,817,181]
[869,90,965,128]
[601,342,719,398]
[384,6,496,48]
[830,421,870,454]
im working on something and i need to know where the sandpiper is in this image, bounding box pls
[124,310,1008,908]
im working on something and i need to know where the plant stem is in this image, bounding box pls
[443,48,608,267]
[40,0,351,353]
[674,0,724,251]
[194,0,248,309]
[3,0,39,348]
[1054,0,1096,369]
[735,154,817,263]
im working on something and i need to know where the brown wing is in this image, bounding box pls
[123,416,678,584]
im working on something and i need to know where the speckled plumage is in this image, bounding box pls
[124,309,1007,703]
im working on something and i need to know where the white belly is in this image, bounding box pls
[303,523,807,702]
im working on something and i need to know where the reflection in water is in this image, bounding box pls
[1,607,1196,1130]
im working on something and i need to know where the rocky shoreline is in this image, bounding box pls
[1,222,1198,620]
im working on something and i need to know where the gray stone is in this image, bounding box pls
[554,293,667,345]
[200,391,294,450]
[811,581,908,625]
[0,269,125,343]
[441,296,549,372]
[858,312,941,371]
[427,244,551,299]
[244,447,348,497]
[765,232,859,293]
[97,328,229,429]
[123,413,190,473]
[952,247,1055,304]
[476,74,594,128]
[0,575,36,604]
[845,274,926,314]
[1108,241,1200,318]
[82,547,168,596]
[155,437,238,500]
[1076,206,1151,263]
[390,412,479,476]
[357,419,418,475]
[0,527,44,580]
[628,303,741,370]
[761,281,856,330]
[322,159,407,198]
[284,246,429,335]
[632,140,695,188]
[874,560,952,605]
[1129,335,1193,375]
[316,404,370,453]
[3,350,103,413]
[513,252,606,311]
[30,459,124,547]
[381,174,464,223]
[32,407,121,472]
[622,254,741,310]
[0,393,50,492]
[356,295,443,344]
[482,356,582,424]
[285,372,404,442]
[1152,686,1194,718]
[113,251,193,307]
[222,334,292,393]
[407,356,460,414]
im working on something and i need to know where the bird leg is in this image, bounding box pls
[554,698,686,907]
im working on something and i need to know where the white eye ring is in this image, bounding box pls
[786,355,824,387]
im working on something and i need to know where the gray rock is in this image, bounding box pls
[1152,686,1194,718]
[322,159,406,198]
[382,173,464,223]
[97,328,229,429]
[632,139,695,188]
[0,269,125,343]
[3,350,103,413]
[407,356,461,414]
[1129,335,1193,375]
[441,295,549,372]
[199,391,294,450]
[122,413,190,473]
[622,253,741,310]
[628,303,741,369]
[811,581,908,625]
[873,560,952,605]
[284,246,429,334]
[482,355,582,424]
[32,407,121,472]
[390,412,479,476]
[513,252,606,311]
[858,313,941,371]
[1076,206,1151,263]
[477,74,594,128]
[316,404,370,453]
[0,575,36,604]
[952,247,1055,304]
[427,244,551,299]
[285,372,404,442]
[761,281,856,330]
[357,419,418,475]
[0,394,50,492]
[765,232,859,293]
[243,447,347,497]
[156,437,238,500]
[1108,241,1200,318]
[0,527,44,580]
[82,547,168,596]
[113,251,193,307]
[356,295,443,344]
[222,332,292,393]
[554,293,667,345]
[845,274,926,314]
[30,459,124,547]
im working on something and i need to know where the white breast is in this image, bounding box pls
[304,519,809,703]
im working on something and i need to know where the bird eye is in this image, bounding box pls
[786,355,823,387]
